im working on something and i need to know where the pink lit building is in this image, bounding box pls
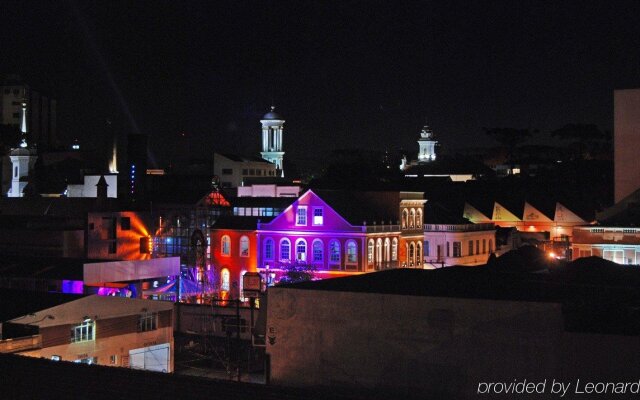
[255,190,426,282]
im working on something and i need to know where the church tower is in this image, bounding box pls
[417,123,437,163]
[8,99,37,197]
[260,106,285,177]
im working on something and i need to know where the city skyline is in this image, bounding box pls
[1,0,638,168]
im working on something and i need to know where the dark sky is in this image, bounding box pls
[1,0,639,169]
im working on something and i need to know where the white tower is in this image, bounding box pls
[260,106,285,177]
[8,99,37,197]
[417,123,437,162]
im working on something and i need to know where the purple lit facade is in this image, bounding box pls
[256,190,414,282]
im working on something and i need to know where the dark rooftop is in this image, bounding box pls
[280,250,640,335]
[314,190,414,226]
[0,353,370,400]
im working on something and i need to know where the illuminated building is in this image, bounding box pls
[573,188,640,265]
[213,153,277,189]
[260,106,285,177]
[423,202,495,267]
[87,211,153,261]
[1,295,174,372]
[7,99,37,197]
[417,123,437,162]
[253,190,425,284]
[463,200,588,247]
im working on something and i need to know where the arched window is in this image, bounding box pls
[425,240,430,257]
[367,240,375,264]
[312,239,323,263]
[221,235,231,256]
[416,209,423,228]
[346,240,357,264]
[384,238,390,262]
[410,209,416,228]
[402,209,408,229]
[239,236,249,257]
[489,239,493,253]
[329,240,340,265]
[295,239,307,262]
[391,238,398,261]
[416,242,422,267]
[264,238,274,260]
[239,270,247,301]
[280,238,291,261]
[409,243,415,266]
[221,268,230,291]
[376,238,382,265]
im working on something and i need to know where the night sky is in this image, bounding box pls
[1,0,639,170]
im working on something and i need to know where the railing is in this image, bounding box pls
[363,224,401,233]
[423,223,495,232]
[0,335,42,353]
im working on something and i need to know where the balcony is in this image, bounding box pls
[423,223,495,232]
[363,224,400,233]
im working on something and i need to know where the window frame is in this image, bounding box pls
[312,207,324,226]
[239,235,250,257]
[221,235,231,257]
[280,238,291,262]
[138,312,158,332]
[296,206,308,226]
[346,240,358,264]
[295,238,307,262]
[71,320,95,343]
[312,239,323,263]
[264,238,274,260]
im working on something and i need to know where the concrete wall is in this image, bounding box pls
[615,89,640,203]
[266,288,640,399]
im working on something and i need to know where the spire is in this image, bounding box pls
[19,99,28,148]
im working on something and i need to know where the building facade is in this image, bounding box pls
[1,295,174,372]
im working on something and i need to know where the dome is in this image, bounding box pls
[263,106,282,120]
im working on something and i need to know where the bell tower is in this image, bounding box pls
[417,123,437,163]
[260,106,285,177]
[8,99,37,197]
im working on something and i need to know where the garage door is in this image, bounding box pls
[129,343,170,373]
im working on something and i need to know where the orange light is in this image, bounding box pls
[548,252,556,259]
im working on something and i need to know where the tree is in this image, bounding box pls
[277,263,316,285]
[483,127,533,174]
[551,123,604,160]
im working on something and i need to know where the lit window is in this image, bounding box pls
[71,319,95,343]
[313,208,323,225]
[221,268,230,291]
[409,243,415,265]
[264,238,274,260]
[410,209,416,228]
[346,241,357,264]
[240,270,247,301]
[392,238,398,261]
[221,235,231,256]
[416,242,422,265]
[280,238,291,261]
[367,240,374,264]
[138,312,157,332]
[416,209,423,227]
[239,236,249,257]
[402,210,408,229]
[296,239,307,262]
[296,206,307,225]
[313,240,323,262]
[329,240,340,264]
